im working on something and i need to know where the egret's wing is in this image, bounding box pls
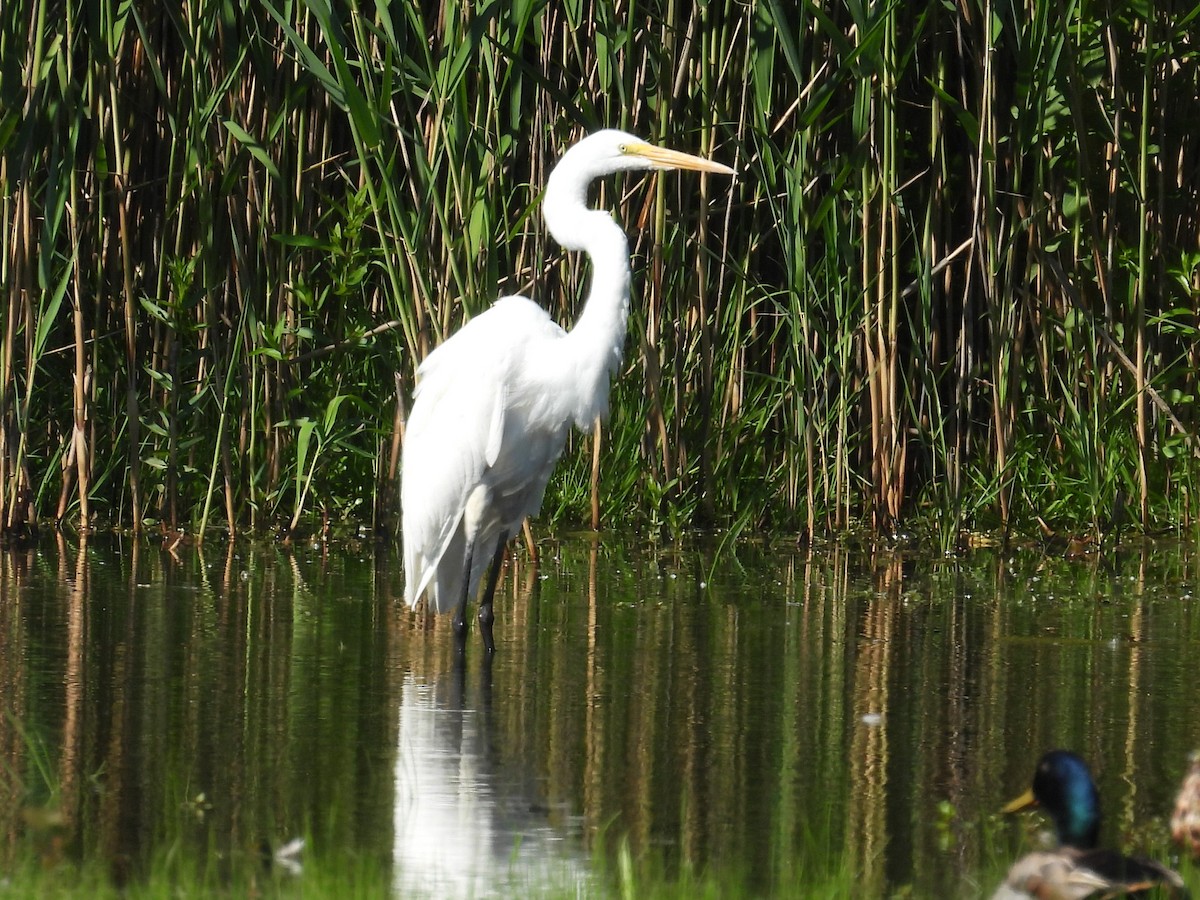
[402,371,503,610]
[401,296,561,611]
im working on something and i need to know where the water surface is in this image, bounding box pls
[2,534,1199,896]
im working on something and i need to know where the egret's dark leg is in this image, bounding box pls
[452,584,471,646]
[477,538,507,655]
[452,539,476,647]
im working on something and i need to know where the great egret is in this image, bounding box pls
[401,129,735,652]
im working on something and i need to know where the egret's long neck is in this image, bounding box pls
[542,169,632,421]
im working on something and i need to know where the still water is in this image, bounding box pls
[2,534,1199,896]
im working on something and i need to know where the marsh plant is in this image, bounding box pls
[2,0,1199,548]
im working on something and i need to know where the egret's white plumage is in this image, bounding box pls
[401,129,734,650]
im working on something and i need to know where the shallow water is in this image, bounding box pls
[2,534,1199,896]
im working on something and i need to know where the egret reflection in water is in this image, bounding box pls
[392,664,589,898]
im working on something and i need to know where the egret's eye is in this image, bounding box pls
[618,144,628,154]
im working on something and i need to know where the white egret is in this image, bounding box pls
[401,129,735,652]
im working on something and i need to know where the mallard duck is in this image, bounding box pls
[993,749,1189,899]
[1172,750,1200,859]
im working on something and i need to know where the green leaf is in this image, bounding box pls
[223,120,282,181]
[33,250,73,360]
[273,233,334,250]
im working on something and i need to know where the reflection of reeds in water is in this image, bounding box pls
[0,546,34,851]
[848,552,900,894]
[1,540,1199,894]
[60,534,86,840]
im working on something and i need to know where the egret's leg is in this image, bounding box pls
[477,538,507,655]
[452,591,471,643]
[452,538,476,644]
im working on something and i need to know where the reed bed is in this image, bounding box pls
[2,0,1199,546]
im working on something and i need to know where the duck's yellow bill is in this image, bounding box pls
[1001,788,1037,814]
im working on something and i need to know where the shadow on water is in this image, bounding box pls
[1,532,1199,896]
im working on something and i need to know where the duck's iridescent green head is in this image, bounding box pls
[1005,750,1101,849]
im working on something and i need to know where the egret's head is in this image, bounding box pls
[556,129,736,180]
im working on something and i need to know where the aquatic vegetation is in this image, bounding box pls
[1,2,1199,549]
